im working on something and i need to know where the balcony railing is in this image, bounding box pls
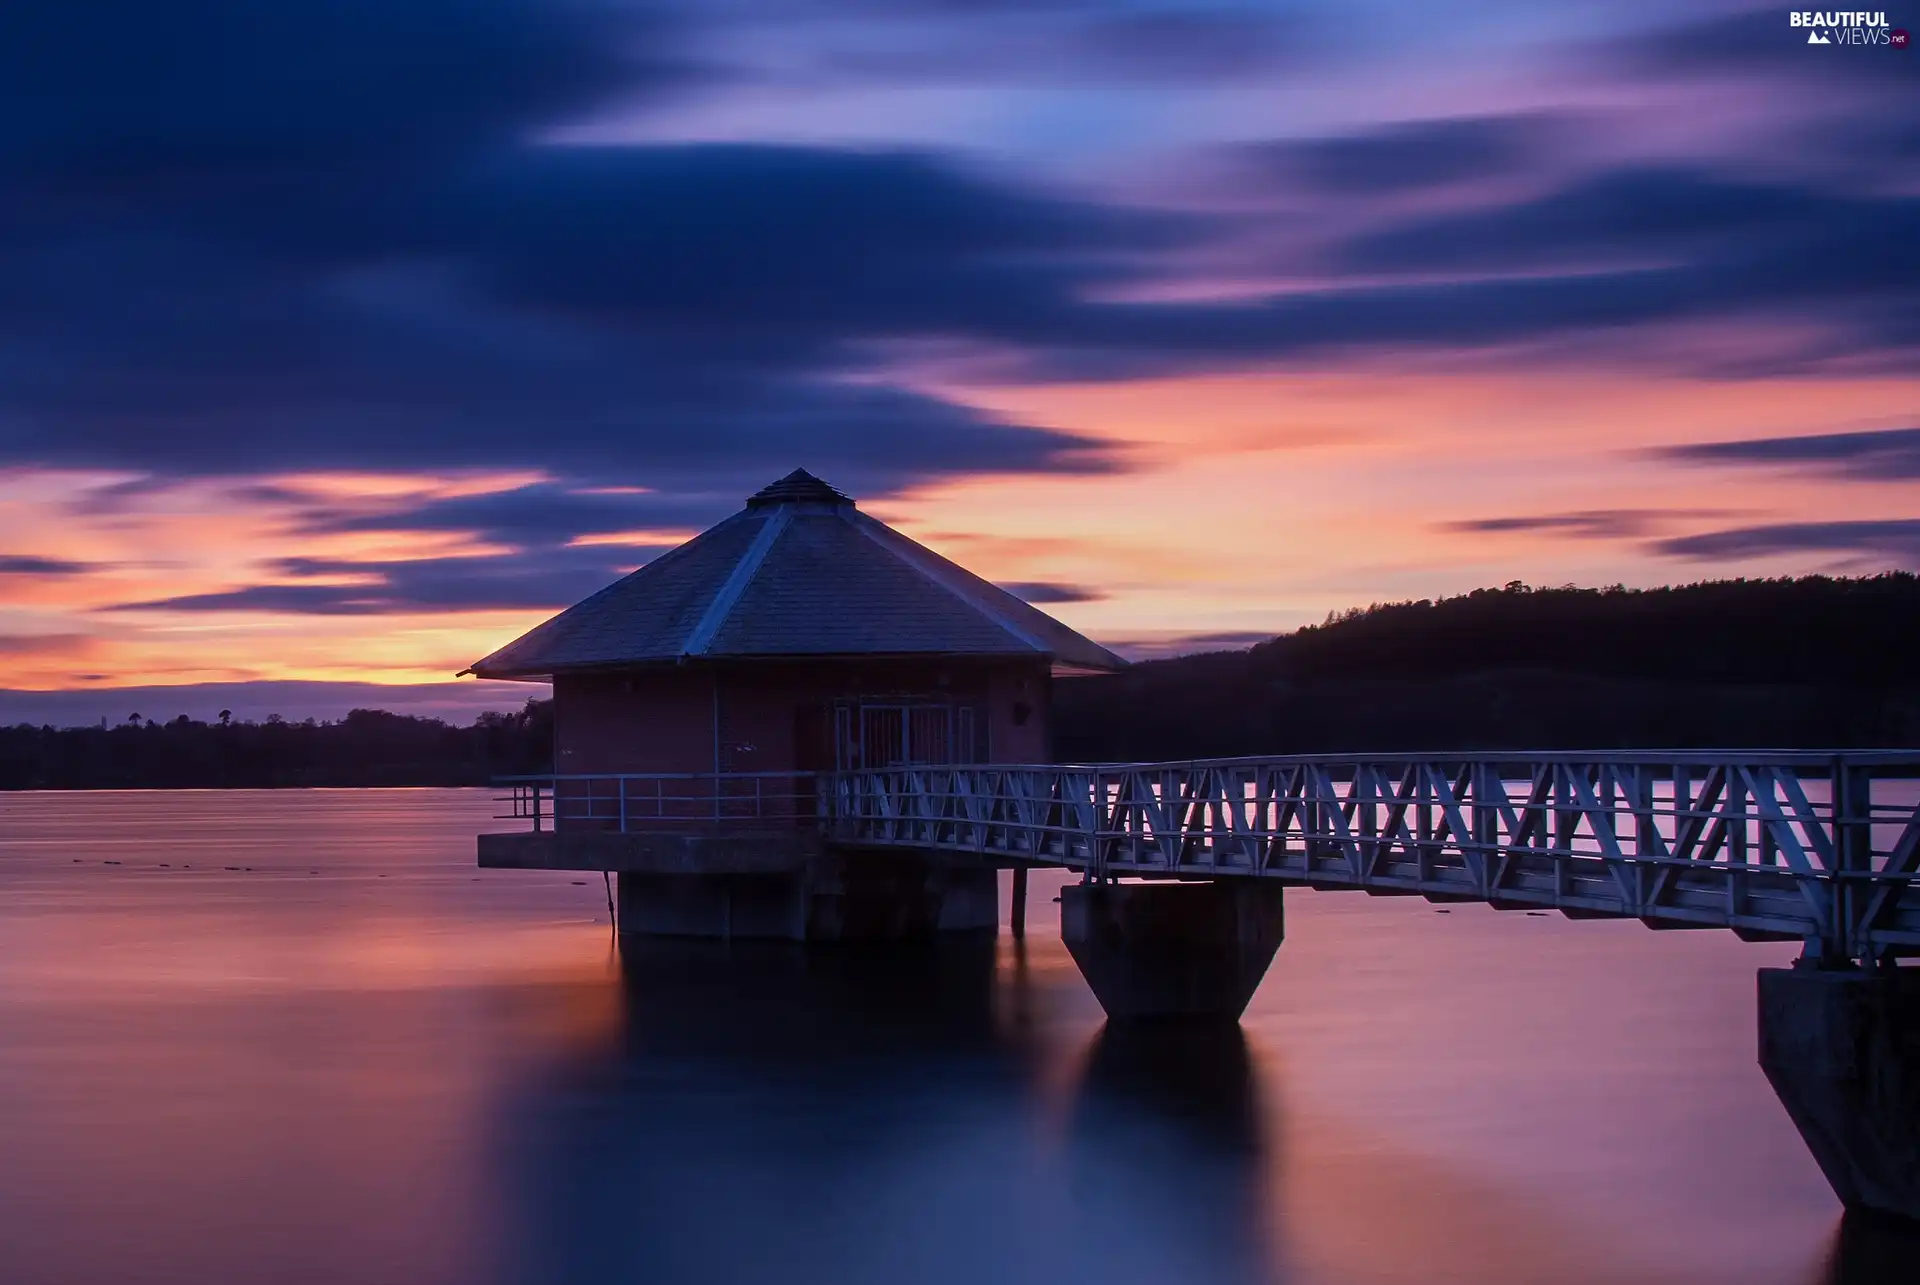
[497,772,819,832]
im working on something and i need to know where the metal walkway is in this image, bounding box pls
[826,752,1920,964]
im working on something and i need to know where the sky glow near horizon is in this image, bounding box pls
[0,1,1915,706]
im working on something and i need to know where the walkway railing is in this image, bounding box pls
[827,752,1920,964]
[498,772,817,832]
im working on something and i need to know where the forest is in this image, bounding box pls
[0,702,552,790]
[2,575,1915,787]
[1053,575,1920,760]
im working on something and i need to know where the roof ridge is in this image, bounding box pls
[844,510,1049,654]
[679,508,790,656]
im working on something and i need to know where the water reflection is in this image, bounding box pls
[493,939,1281,1285]
[1066,1023,1272,1284]
[0,791,1878,1285]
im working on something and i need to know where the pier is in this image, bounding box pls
[481,749,1920,1222]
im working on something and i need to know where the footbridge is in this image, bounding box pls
[487,749,1920,1221]
[828,751,1920,965]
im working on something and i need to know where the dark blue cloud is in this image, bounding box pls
[293,485,735,545]
[0,2,1119,495]
[1340,166,1914,284]
[1231,113,1568,195]
[0,0,670,189]
[108,547,655,615]
[0,0,1915,507]
[1002,581,1105,604]
[753,4,1304,84]
[0,555,92,574]
[1442,510,1707,540]
[1661,426,1920,480]
[1656,520,1920,564]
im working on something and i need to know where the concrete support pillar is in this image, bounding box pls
[617,872,807,941]
[1061,881,1284,1022]
[1759,966,1920,1222]
[931,865,1000,933]
[617,860,1000,944]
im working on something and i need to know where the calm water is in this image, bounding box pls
[0,789,1912,1284]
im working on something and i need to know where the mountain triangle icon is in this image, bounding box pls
[1807,29,1830,43]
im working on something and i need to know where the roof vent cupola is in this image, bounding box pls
[745,469,853,509]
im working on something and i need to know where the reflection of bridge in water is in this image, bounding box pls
[484,749,1920,1225]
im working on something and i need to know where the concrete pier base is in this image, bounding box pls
[617,871,808,940]
[1061,881,1284,1022]
[617,857,999,944]
[1759,966,1920,1222]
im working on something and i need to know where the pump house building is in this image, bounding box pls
[469,469,1124,940]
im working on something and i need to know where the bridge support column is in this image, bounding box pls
[1061,881,1284,1022]
[1759,966,1920,1222]
[617,871,808,941]
[616,859,999,944]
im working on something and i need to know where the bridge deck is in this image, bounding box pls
[826,753,1920,963]
[495,752,1920,963]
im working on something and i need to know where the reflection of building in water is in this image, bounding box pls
[486,941,1281,1285]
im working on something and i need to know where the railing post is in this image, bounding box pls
[1471,762,1494,895]
[1833,756,1874,963]
[1089,770,1103,879]
[534,782,543,833]
[618,777,627,834]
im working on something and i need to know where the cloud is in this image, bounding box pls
[0,0,678,192]
[1660,426,1920,480]
[295,484,748,546]
[1654,519,1920,564]
[106,546,652,615]
[0,1,1915,514]
[1002,581,1105,604]
[0,3,1123,496]
[782,5,1305,85]
[0,141,1137,489]
[0,555,92,574]
[1229,113,1568,196]
[1340,165,1914,283]
[1443,509,1736,540]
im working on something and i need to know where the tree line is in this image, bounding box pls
[0,701,553,789]
[1053,574,1920,760]
[3,575,1916,787]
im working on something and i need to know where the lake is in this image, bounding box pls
[0,789,1910,1284]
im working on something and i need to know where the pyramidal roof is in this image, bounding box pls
[464,470,1126,679]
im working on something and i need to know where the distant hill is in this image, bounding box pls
[1054,575,1920,759]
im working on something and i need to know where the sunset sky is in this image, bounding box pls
[1,1,1915,723]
